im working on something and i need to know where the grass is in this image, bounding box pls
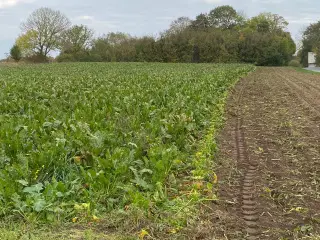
[291,66,320,75]
[0,222,127,240]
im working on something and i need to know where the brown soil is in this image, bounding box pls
[186,68,320,239]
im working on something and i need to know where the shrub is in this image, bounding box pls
[25,54,49,63]
[56,53,76,62]
[57,52,103,62]
[10,45,22,62]
[288,60,301,67]
[80,53,103,62]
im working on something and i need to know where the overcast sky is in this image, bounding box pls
[0,0,319,58]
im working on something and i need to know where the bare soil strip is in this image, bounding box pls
[200,67,320,240]
[275,69,320,116]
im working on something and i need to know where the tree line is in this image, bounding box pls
[10,6,296,66]
[299,21,320,67]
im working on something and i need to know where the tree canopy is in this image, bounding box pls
[13,5,295,66]
[60,25,94,54]
[10,45,22,62]
[245,13,288,33]
[21,7,71,57]
[166,17,192,35]
[16,30,38,57]
[190,14,210,30]
[300,21,320,66]
[208,5,245,29]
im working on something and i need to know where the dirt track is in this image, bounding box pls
[191,68,320,239]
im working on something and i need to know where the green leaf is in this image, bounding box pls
[43,122,53,128]
[55,138,66,146]
[132,178,152,190]
[33,198,46,212]
[15,125,27,133]
[128,142,138,148]
[17,179,29,186]
[23,183,43,194]
[140,169,153,175]
[56,192,64,198]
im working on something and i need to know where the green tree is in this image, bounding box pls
[16,30,38,57]
[21,7,71,57]
[134,36,158,62]
[245,13,288,33]
[208,5,244,29]
[90,37,112,61]
[303,21,320,45]
[190,13,211,30]
[299,41,313,67]
[300,21,320,66]
[60,25,94,54]
[239,31,295,66]
[10,44,22,62]
[51,6,296,66]
[91,33,136,62]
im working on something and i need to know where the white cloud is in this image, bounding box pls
[252,0,281,2]
[0,0,34,8]
[202,0,223,3]
[76,15,94,21]
[73,15,119,36]
[156,16,175,21]
[287,17,316,24]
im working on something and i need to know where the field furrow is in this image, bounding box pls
[208,68,320,239]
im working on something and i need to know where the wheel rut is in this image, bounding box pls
[196,67,320,239]
[235,86,260,239]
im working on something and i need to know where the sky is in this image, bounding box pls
[0,0,319,58]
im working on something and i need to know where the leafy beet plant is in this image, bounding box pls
[0,63,254,223]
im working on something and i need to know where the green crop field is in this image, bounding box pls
[0,63,253,238]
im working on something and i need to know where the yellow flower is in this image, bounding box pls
[74,156,81,164]
[82,203,90,209]
[74,204,82,210]
[92,215,100,222]
[213,173,218,184]
[139,229,149,239]
[264,187,271,193]
[289,207,308,213]
[194,181,203,190]
[174,159,182,164]
[196,152,203,158]
[72,217,78,223]
[34,169,40,180]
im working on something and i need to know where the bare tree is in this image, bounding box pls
[166,17,192,35]
[60,25,94,54]
[21,7,71,57]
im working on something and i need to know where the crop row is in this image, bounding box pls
[0,63,254,222]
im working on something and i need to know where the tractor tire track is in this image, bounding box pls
[235,82,260,239]
[197,67,320,239]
